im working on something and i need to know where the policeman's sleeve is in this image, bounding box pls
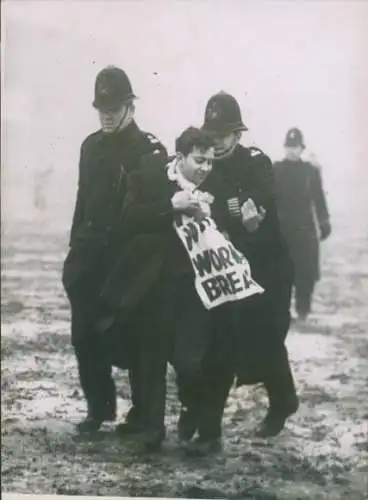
[210,194,239,235]
[121,170,174,234]
[69,146,86,246]
[241,153,277,211]
[311,167,330,229]
[139,144,168,171]
[236,153,282,239]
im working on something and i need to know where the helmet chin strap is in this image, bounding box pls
[214,132,240,160]
[103,104,133,135]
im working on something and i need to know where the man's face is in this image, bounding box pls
[285,146,304,161]
[212,131,241,156]
[98,104,132,133]
[180,146,215,186]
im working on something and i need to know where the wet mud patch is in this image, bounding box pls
[2,218,368,499]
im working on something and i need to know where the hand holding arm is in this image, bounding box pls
[241,198,267,232]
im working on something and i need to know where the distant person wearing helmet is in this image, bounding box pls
[192,91,298,442]
[273,128,331,321]
[62,66,167,435]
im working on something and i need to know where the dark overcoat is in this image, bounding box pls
[62,121,168,349]
[100,160,222,375]
[99,153,242,324]
[100,157,273,381]
[273,159,330,284]
[201,145,295,384]
[100,158,203,323]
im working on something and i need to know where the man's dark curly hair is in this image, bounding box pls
[175,127,215,156]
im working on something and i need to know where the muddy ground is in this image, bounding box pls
[1,213,367,499]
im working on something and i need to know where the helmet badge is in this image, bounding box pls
[97,77,109,95]
[206,101,219,121]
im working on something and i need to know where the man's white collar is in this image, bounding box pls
[167,157,197,192]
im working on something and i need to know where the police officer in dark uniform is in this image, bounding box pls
[273,128,331,320]
[62,66,167,434]
[195,91,299,440]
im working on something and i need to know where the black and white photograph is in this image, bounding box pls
[1,1,367,499]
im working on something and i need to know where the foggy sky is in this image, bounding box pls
[2,0,368,224]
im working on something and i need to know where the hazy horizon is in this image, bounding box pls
[2,0,368,228]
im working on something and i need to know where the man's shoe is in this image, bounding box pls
[76,402,116,433]
[135,427,166,454]
[184,436,222,457]
[178,407,197,442]
[116,421,145,436]
[116,406,145,436]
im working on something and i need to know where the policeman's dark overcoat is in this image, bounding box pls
[201,145,294,384]
[272,158,330,285]
[202,145,293,288]
[62,120,167,347]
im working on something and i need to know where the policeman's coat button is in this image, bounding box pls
[87,221,92,227]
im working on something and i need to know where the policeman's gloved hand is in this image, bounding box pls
[241,198,266,232]
[320,221,331,241]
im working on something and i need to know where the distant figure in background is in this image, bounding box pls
[273,128,331,321]
[34,166,53,210]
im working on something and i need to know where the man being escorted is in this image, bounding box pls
[198,92,299,438]
[102,127,217,451]
[273,128,331,321]
[62,66,167,434]
[102,127,262,452]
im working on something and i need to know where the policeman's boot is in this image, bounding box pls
[255,367,299,438]
[77,379,117,434]
[295,279,315,321]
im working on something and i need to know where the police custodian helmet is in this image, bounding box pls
[93,66,137,112]
[284,127,305,148]
[201,91,248,135]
